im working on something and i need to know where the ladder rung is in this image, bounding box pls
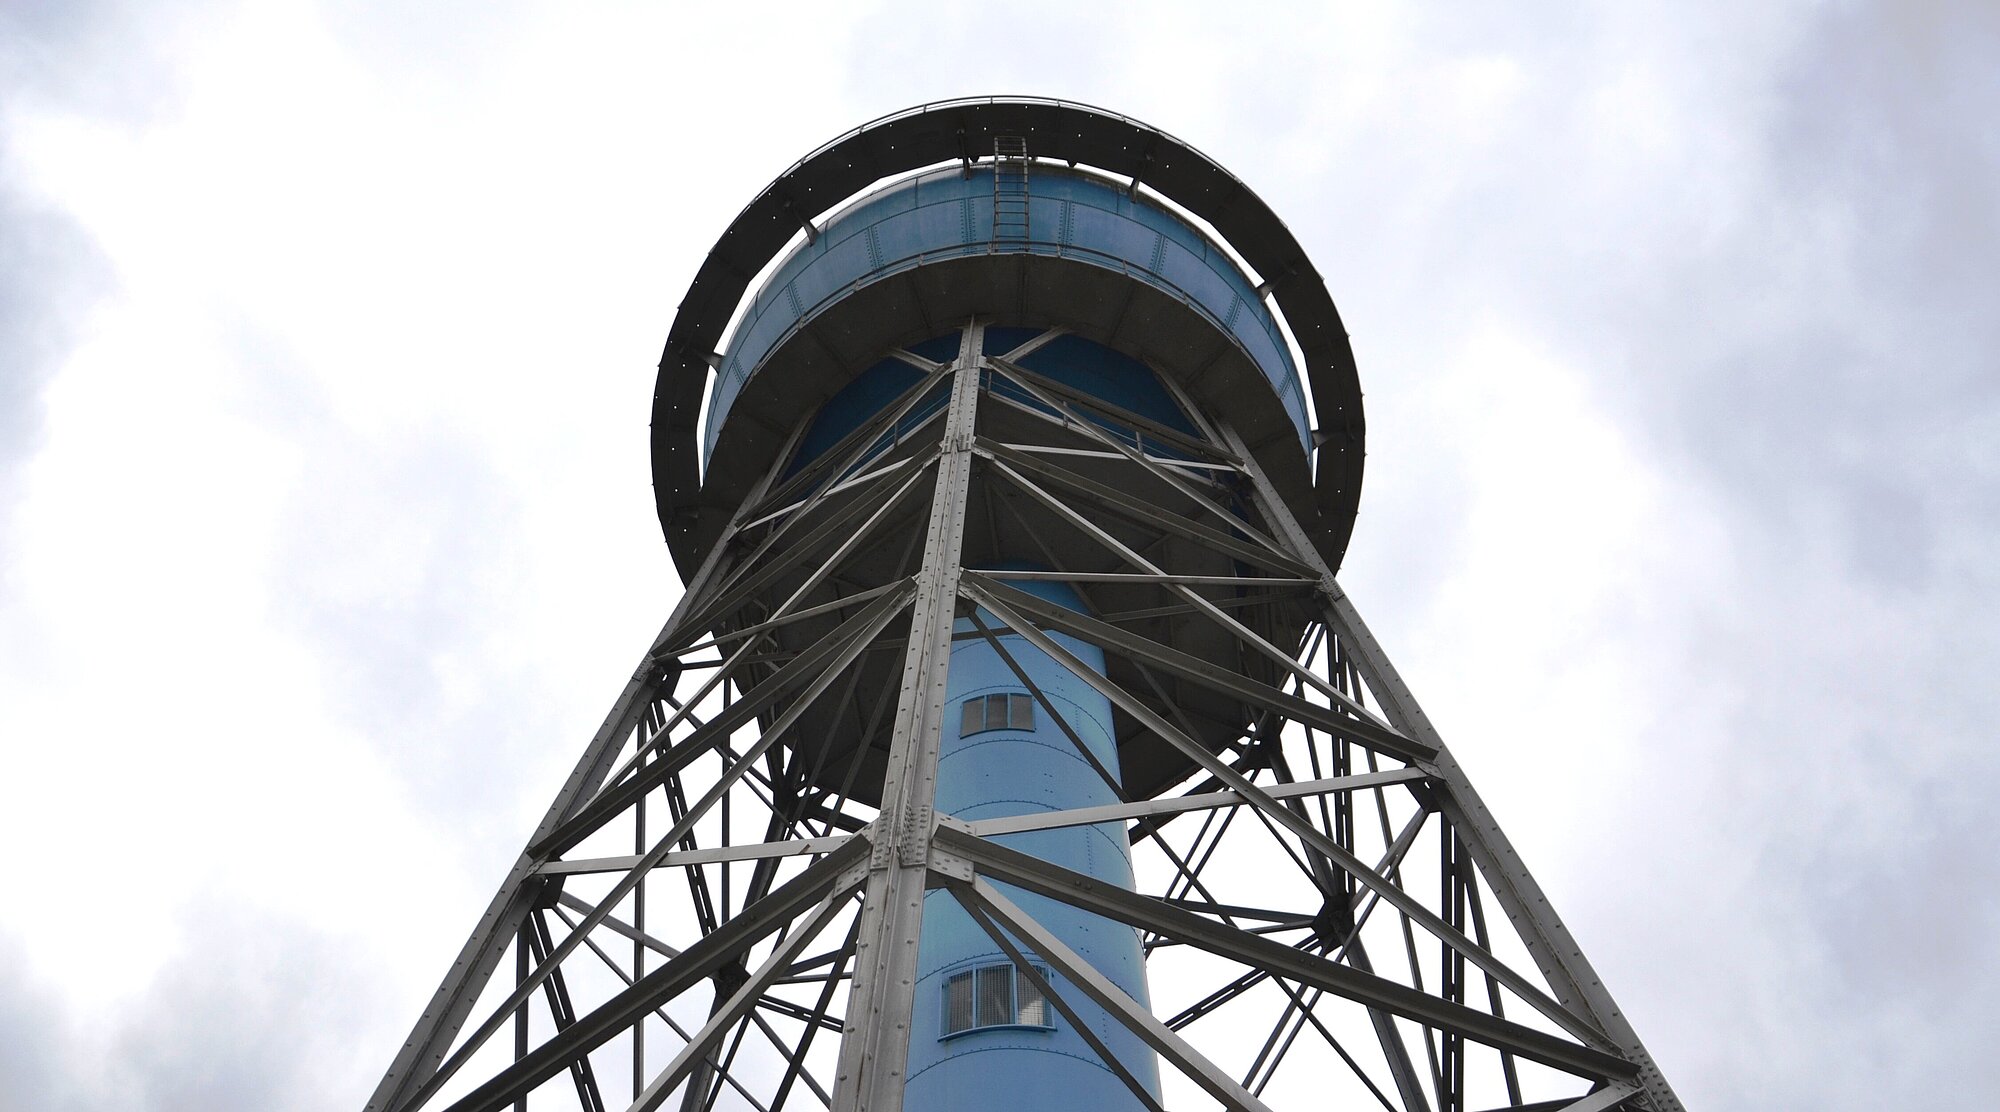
[992,136,1030,245]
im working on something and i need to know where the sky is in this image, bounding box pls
[1,1,1995,1108]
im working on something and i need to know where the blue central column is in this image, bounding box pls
[904,578,1160,1110]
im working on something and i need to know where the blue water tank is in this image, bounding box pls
[703,165,1312,467]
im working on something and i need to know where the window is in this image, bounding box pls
[1015,968,1048,1027]
[976,965,1012,1028]
[941,962,1056,1037]
[959,692,1034,736]
[944,969,975,1034]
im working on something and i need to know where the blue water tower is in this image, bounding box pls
[367,97,1683,1112]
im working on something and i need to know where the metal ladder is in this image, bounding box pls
[991,135,1029,247]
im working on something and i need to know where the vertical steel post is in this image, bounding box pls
[830,323,984,1112]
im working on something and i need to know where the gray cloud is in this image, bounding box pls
[0,179,104,532]
[1436,4,2000,1103]
[1531,3,2000,580]
[0,0,211,540]
[0,1,192,124]
[5,2,1995,1110]
[108,903,384,1112]
[219,320,561,844]
[0,939,89,1112]
[0,901,382,1112]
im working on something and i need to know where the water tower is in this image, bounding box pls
[366,98,1684,1112]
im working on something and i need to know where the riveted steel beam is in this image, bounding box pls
[829,322,985,1112]
[960,768,1426,837]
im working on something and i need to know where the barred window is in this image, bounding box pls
[959,692,1034,736]
[976,965,1012,1028]
[940,962,1056,1037]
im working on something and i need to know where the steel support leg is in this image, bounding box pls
[1218,420,1682,1112]
[829,323,985,1112]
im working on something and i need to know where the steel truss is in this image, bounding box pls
[367,323,1684,1112]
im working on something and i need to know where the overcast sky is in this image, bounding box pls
[3,2,1995,1108]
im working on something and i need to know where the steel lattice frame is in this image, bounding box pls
[366,323,1684,1112]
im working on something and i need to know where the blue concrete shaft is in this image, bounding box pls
[904,580,1160,1111]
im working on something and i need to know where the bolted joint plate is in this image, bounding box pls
[839,841,876,893]
[925,815,977,886]
[865,816,895,871]
[894,803,935,870]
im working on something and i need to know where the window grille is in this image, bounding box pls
[959,692,1035,736]
[1015,968,1048,1027]
[944,970,975,1034]
[976,965,1013,1028]
[940,962,1056,1037]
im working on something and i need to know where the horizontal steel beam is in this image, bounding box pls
[538,835,854,877]
[979,570,1316,587]
[993,442,1242,473]
[959,768,1426,837]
